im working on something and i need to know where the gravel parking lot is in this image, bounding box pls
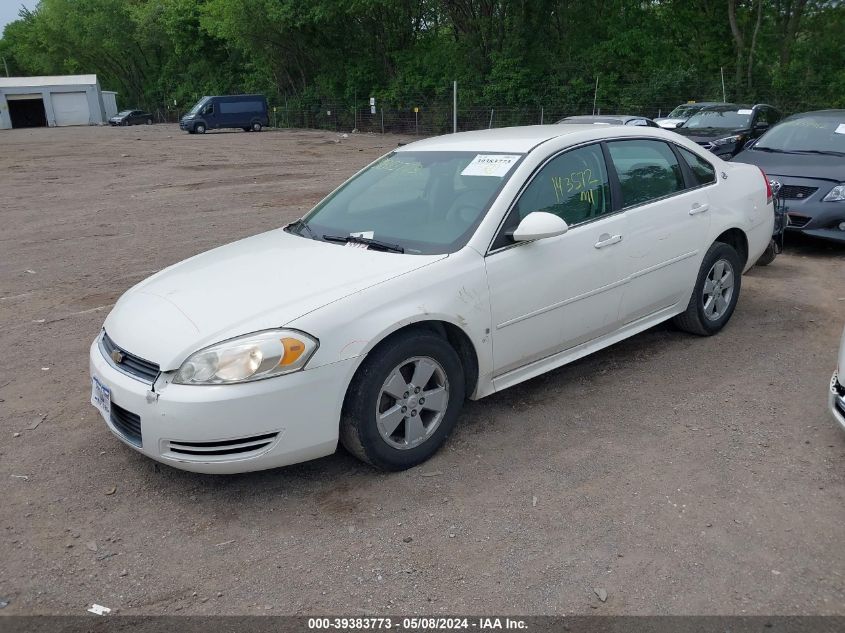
[1,124,843,616]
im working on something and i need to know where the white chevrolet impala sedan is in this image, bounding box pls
[90,125,774,473]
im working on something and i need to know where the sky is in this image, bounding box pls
[0,0,38,34]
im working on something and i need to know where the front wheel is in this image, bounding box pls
[673,241,742,336]
[340,330,465,471]
[194,123,206,134]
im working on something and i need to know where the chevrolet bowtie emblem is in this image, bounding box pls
[111,349,124,364]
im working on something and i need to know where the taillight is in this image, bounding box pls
[760,167,773,204]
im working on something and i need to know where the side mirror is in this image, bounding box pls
[754,122,769,132]
[512,212,569,242]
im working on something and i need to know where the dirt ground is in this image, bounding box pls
[0,124,843,616]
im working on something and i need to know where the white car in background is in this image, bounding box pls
[90,125,774,474]
[831,326,845,430]
[656,102,723,129]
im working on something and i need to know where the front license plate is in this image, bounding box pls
[90,376,111,422]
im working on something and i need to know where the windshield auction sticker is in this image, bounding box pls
[461,154,520,177]
[835,123,845,135]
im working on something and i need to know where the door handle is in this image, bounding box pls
[689,203,709,215]
[594,233,623,249]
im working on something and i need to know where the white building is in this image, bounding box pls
[0,75,117,129]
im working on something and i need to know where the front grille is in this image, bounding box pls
[779,185,818,200]
[110,402,142,447]
[101,332,160,383]
[167,432,278,458]
[787,213,811,228]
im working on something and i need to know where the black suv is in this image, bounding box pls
[674,104,782,158]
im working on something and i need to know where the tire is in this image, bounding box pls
[146,118,152,125]
[195,123,206,134]
[340,330,465,471]
[755,240,777,266]
[251,121,262,132]
[673,241,742,336]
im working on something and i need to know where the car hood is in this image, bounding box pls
[674,127,749,142]
[103,228,446,369]
[731,149,845,182]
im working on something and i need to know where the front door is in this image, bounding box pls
[485,142,627,379]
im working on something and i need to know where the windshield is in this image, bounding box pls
[117,110,133,116]
[666,105,700,119]
[296,151,520,254]
[684,108,752,130]
[756,115,845,154]
[188,98,209,115]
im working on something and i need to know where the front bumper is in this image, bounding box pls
[831,371,845,432]
[774,177,845,244]
[89,336,358,473]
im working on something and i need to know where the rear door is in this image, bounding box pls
[607,139,713,325]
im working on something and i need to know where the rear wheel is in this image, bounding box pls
[251,121,262,132]
[340,330,465,471]
[145,118,152,125]
[673,242,742,336]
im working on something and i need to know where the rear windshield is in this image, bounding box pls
[666,105,700,119]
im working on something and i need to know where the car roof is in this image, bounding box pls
[559,115,648,122]
[395,124,677,153]
[786,109,845,118]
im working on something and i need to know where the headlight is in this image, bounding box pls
[173,329,318,385]
[711,134,743,147]
[822,184,845,202]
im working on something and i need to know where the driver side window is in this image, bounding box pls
[492,143,611,250]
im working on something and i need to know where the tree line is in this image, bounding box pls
[1,0,843,121]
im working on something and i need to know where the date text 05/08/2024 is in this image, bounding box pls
[307,617,528,630]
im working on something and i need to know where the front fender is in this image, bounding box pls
[289,248,495,398]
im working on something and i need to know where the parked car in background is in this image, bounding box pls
[831,325,845,431]
[90,124,773,474]
[557,115,660,127]
[674,104,782,158]
[655,102,723,129]
[108,110,153,126]
[180,94,269,134]
[732,110,845,244]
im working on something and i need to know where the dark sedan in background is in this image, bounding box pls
[674,104,781,158]
[733,110,845,244]
[108,110,154,126]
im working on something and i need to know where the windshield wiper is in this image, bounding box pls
[322,234,405,253]
[285,218,316,239]
[788,149,845,157]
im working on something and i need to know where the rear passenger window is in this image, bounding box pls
[606,140,685,207]
[677,147,716,186]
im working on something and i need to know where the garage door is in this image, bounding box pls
[52,91,90,126]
